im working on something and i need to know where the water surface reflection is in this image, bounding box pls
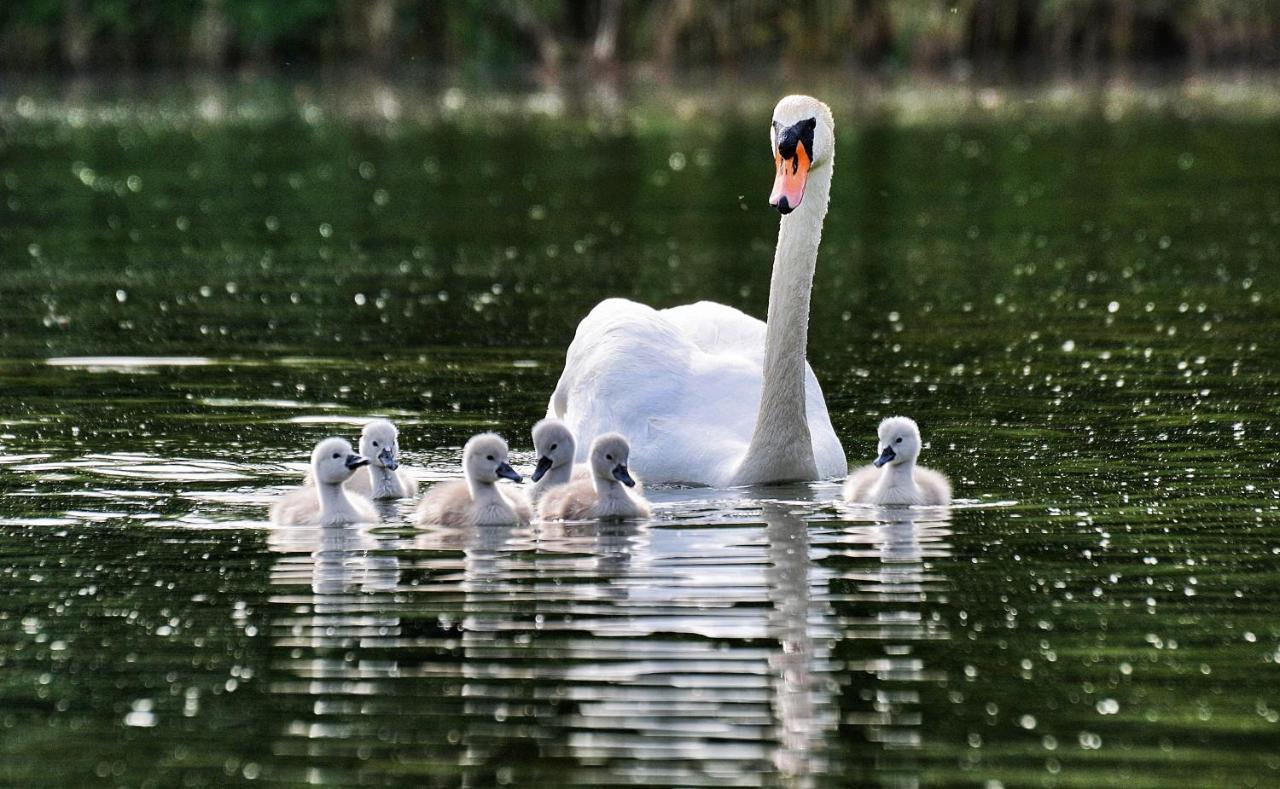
[257,497,953,786]
[828,507,952,787]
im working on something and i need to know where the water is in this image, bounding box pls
[2,80,1280,787]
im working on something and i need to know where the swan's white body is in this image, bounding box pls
[415,434,533,528]
[843,417,952,506]
[272,438,379,526]
[538,434,650,520]
[548,96,846,487]
[539,477,649,520]
[843,465,951,506]
[549,299,845,487]
[416,481,532,528]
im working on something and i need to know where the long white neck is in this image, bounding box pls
[592,473,624,500]
[467,477,505,508]
[734,158,833,485]
[316,480,357,524]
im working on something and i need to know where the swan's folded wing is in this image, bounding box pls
[842,464,880,503]
[537,479,592,521]
[915,467,952,505]
[270,487,318,525]
[660,300,766,359]
[549,298,696,458]
[414,480,470,527]
[549,296,845,485]
[668,300,845,478]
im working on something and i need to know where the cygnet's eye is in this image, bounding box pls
[895,437,903,444]
[606,454,613,461]
[549,443,557,452]
[332,452,340,459]
[486,455,494,461]
[372,441,379,447]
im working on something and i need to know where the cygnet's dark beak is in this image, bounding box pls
[873,447,896,468]
[496,462,522,483]
[531,455,554,483]
[612,463,635,487]
[378,446,398,470]
[346,454,370,470]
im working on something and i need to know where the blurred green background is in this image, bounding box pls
[2,0,1278,76]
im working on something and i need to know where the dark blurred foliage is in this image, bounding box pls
[1,0,1278,76]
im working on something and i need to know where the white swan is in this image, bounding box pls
[529,418,578,502]
[538,433,650,521]
[270,437,379,525]
[547,95,845,487]
[345,419,417,500]
[415,433,533,527]
[843,417,952,506]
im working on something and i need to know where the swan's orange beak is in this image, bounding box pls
[769,140,810,215]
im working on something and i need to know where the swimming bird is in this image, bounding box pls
[345,419,417,500]
[529,418,578,502]
[415,433,533,527]
[538,433,651,521]
[547,95,845,487]
[843,417,951,506]
[270,437,379,525]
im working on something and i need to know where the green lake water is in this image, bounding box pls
[1,80,1279,787]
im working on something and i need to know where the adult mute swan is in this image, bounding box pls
[547,95,846,487]
[538,433,651,521]
[346,419,417,500]
[843,417,951,506]
[415,433,533,527]
[271,438,378,526]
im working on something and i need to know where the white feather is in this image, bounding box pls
[548,96,847,487]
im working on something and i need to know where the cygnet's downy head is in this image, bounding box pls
[530,418,576,483]
[589,433,635,487]
[463,433,522,484]
[311,437,369,485]
[359,419,400,470]
[768,94,835,215]
[874,417,923,468]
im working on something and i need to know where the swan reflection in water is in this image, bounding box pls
[762,501,837,784]
[265,515,404,767]
[830,504,953,787]
[267,518,403,650]
[261,494,952,787]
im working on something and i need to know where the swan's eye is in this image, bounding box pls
[550,443,557,452]
[895,437,903,444]
[372,441,378,447]
[332,452,340,459]
[486,455,494,461]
